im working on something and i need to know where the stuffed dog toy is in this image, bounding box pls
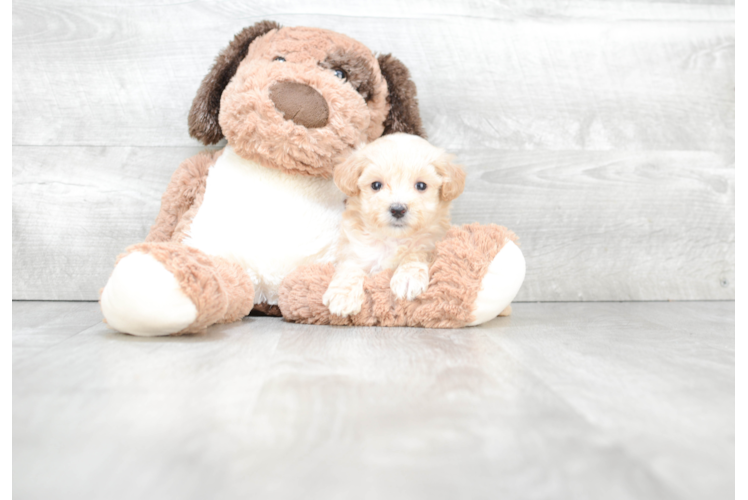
[100,20,525,335]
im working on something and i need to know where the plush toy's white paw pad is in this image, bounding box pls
[101,252,198,336]
[467,240,526,326]
[390,266,428,301]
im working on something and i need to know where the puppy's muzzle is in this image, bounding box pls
[390,204,408,219]
[269,81,329,128]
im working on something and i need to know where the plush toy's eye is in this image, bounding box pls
[415,182,427,191]
[273,56,286,62]
[333,68,347,80]
[371,181,382,191]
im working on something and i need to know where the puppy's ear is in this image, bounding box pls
[334,152,369,197]
[188,20,280,145]
[377,54,426,139]
[434,152,466,202]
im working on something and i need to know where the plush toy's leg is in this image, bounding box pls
[100,242,254,336]
[278,224,525,328]
[465,238,525,325]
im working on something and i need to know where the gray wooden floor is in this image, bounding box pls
[12,301,734,500]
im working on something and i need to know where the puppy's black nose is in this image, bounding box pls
[390,204,408,219]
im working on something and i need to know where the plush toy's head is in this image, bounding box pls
[188,21,425,178]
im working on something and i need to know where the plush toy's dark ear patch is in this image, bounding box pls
[377,54,426,139]
[188,20,281,145]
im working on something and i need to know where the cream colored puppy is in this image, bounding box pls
[323,133,466,317]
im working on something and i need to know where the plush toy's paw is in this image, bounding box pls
[390,262,429,300]
[323,286,364,317]
[101,252,197,336]
[467,240,525,326]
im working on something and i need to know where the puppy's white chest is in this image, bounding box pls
[184,145,346,303]
[351,235,404,274]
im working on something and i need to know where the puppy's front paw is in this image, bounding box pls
[390,264,429,301]
[323,286,364,318]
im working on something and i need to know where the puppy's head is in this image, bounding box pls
[188,21,426,178]
[335,134,465,237]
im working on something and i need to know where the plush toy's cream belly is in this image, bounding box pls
[183,145,345,305]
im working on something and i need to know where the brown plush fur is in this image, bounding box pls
[119,242,255,334]
[218,26,391,177]
[251,303,283,316]
[279,224,518,327]
[377,54,426,138]
[188,24,392,179]
[189,20,281,145]
[188,22,426,178]
[146,150,222,243]
[319,48,379,103]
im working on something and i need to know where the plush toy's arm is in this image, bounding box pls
[145,149,222,242]
[279,224,526,328]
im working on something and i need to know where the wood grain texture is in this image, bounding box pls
[451,149,735,301]
[12,146,210,299]
[12,300,734,500]
[12,1,734,149]
[12,0,734,301]
[12,301,107,365]
[728,22,748,298]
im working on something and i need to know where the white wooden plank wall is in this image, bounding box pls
[727,19,748,300]
[12,0,735,301]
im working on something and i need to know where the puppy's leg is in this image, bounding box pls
[391,251,430,301]
[323,265,367,317]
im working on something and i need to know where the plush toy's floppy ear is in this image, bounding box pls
[188,20,280,145]
[377,54,427,139]
[333,151,369,197]
[434,152,466,202]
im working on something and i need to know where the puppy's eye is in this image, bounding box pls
[273,56,286,62]
[333,68,347,80]
[371,181,382,191]
[415,182,427,191]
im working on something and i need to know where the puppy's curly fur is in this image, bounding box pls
[323,134,466,317]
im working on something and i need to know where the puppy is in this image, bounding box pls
[323,133,466,317]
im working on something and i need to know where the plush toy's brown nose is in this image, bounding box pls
[269,82,329,128]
